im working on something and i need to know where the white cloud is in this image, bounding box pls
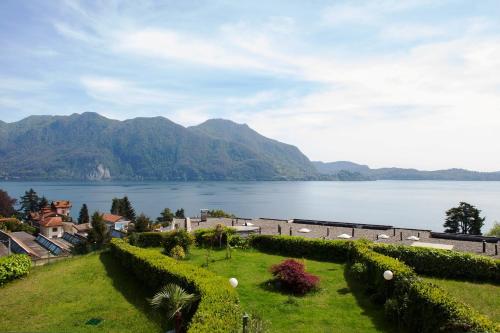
[80,76,183,106]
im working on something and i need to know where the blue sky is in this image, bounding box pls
[1,0,500,171]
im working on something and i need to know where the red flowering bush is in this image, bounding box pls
[269,259,320,295]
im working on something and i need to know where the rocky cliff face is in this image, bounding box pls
[86,164,111,181]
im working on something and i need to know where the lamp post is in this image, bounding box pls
[242,313,249,333]
[383,270,393,301]
[229,277,238,288]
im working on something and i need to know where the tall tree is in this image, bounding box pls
[38,196,49,209]
[87,212,109,248]
[78,204,90,225]
[121,196,136,222]
[157,208,174,226]
[135,213,152,232]
[110,198,123,215]
[175,208,185,219]
[19,188,40,220]
[0,189,17,217]
[443,202,485,235]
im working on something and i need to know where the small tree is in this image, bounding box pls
[443,202,485,235]
[157,208,174,226]
[87,212,110,248]
[149,283,199,333]
[0,189,17,217]
[270,259,320,295]
[175,208,185,219]
[78,204,90,225]
[486,222,500,237]
[135,213,152,232]
[19,188,40,220]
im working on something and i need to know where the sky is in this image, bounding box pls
[1,0,500,171]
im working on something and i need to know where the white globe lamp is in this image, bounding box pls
[383,270,394,281]
[229,277,238,288]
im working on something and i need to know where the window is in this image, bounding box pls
[52,228,58,232]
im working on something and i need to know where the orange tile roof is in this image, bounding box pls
[52,200,72,209]
[102,213,124,223]
[39,216,63,227]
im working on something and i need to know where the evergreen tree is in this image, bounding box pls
[175,208,185,219]
[78,204,90,225]
[444,202,485,235]
[19,188,40,220]
[111,198,123,215]
[135,213,152,232]
[87,212,110,248]
[157,208,174,225]
[38,196,49,209]
[121,196,136,222]
[0,189,17,217]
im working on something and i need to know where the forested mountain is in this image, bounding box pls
[313,161,500,181]
[0,112,318,180]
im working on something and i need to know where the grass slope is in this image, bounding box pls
[183,247,397,333]
[0,252,161,333]
[424,277,500,323]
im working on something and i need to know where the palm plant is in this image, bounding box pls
[149,284,199,333]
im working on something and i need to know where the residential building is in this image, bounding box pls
[102,213,130,231]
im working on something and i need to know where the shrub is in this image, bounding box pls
[207,209,235,218]
[0,254,31,285]
[348,262,368,282]
[250,235,352,262]
[129,232,166,247]
[170,245,186,260]
[193,227,236,248]
[0,218,36,234]
[163,229,195,254]
[270,259,320,295]
[110,239,241,333]
[371,243,500,282]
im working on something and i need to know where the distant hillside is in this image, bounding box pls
[313,161,500,181]
[0,113,319,181]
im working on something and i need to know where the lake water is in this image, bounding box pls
[0,181,499,232]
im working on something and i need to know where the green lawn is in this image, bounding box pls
[182,247,398,333]
[424,277,500,323]
[0,252,163,333]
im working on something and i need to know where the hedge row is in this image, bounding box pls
[0,254,31,285]
[351,243,499,333]
[249,235,499,333]
[371,243,500,282]
[128,232,168,247]
[110,239,241,333]
[249,235,351,262]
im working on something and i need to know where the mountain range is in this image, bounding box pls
[0,112,499,181]
[313,161,500,181]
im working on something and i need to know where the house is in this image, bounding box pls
[51,200,72,217]
[102,213,130,231]
[30,200,72,238]
[71,223,91,237]
[39,216,64,238]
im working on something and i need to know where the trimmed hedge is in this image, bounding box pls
[371,243,500,282]
[110,239,241,333]
[0,254,31,285]
[128,232,167,248]
[248,235,499,333]
[249,235,351,262]
[351,243,499,333]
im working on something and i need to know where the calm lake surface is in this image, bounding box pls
[0,181,499,232]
